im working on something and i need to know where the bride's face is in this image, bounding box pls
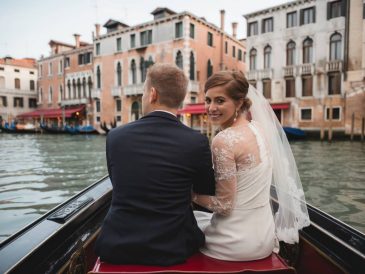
[205,85,237,129]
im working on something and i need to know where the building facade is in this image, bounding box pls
[244,0,351,136]
[35,35,94,126]
[0,57,38,122]
[92,8,246,132]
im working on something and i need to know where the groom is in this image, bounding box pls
[95,63,215,265]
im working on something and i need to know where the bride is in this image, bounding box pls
[193,71,310,261]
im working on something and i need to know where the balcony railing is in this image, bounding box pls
[325,60,342,72]
[246,70,259,81]
[61,98,88,107]
[188,81,200,93]
[112,86,123,97]
[298,63,315,75]
[260,68,273,79]
[124,84,144,96]
[91,89,101,99]
[283,66,296,77]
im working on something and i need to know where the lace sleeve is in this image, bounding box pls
[193,131,237,216]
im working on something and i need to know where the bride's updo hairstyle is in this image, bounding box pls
[204,71,251,112]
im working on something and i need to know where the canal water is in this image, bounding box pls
[0,133,364,243]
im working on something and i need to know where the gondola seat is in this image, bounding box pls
[89,252,296,274]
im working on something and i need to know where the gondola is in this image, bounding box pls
[0,176,364,274]
[40,124,68,134]
[283,127,306,140]
[0,123,41,134]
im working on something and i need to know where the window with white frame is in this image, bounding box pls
[264,45,272,69]
[96,43,100,55]
[48,62,53,75]
[207,32,213,46]
[330,33,342,60]
[303,38,313,63]
[287,11,297,28]
[300,108,312,121]
[325,106,341,120]
[190,23,195,39]
[262,17,273,33]
[286,41,296,65]
[116,37,122,51]
[48,86,53,103]
[249,48,257,70]
[116,62,122,86]
[300,7,316,25]
[130,34,136,48]
[175,22,183,38]
[248,21,258,36]
[140,30,152,46]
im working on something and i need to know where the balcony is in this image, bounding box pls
[188,81,200,93]
[298,63,315,75]
[283,66,296,77]
[61,98,88,107]
[325,60,342,72]
[124,84,144,96]
[112,86,123,97]
[246,70,259,81]
[260,68,273,79]
[91,89,101,99]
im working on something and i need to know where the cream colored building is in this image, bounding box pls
[244,0,354,138]
[92,8,246,131]
[0,57,38,122]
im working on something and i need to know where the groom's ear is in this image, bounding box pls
[149,87,158,103]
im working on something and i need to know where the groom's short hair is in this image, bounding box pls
[146,63,188,109]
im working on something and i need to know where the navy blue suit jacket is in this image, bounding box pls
[95,111,215,265]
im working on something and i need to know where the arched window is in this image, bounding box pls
[82,78,86,97]
[207,60,213,78]
[264,45,272,69]
[60,85,63,101]
[249,48,257,70]
[175,50,183,69]
[77,79,81,98]
[330,33,342,60]
[189,52,195,80]
[117,62,122,86]
[286,41,296,66]
[67,80,71,99]
[131,101,140,121]
[96,66,101,89]
[140,58,147,82]
[72,79,76,98]
[131,60,136,84]
[88,77,93,98]
[49,86,53,103]
[303,38,313,64]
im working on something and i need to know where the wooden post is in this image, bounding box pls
[361,117,365,142]
[328,104,333,142]
[350,112,355,141]
[320,105,325,141]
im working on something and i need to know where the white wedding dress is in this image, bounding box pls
[193,121,278,261]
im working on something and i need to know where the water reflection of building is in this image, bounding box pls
[0,57,37,122]
[92,8,246,132]
[244,0,364,138]
[24,36,94,127]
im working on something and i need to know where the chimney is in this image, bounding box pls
[220,10,225,31]
[74,34,80,48]
[95,24,101,38]
[232,22,238,38]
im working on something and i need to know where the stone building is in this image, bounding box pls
[244,0,353,137]
[0,57,37,122]
[26,35,94,126]
[92,8,246,132]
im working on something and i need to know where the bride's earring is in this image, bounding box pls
[233,109,239,123]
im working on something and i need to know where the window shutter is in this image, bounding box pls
[313,7,316,23]
[247,22,250,36]
[327,2,331,20]
[341,0,347,17]
[300,9,304,25]
[262,19,264,33]
[272,18,274,32]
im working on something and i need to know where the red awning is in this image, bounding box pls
[178,103,206,114]
[270,103,290,110]
[17,106,85,119]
